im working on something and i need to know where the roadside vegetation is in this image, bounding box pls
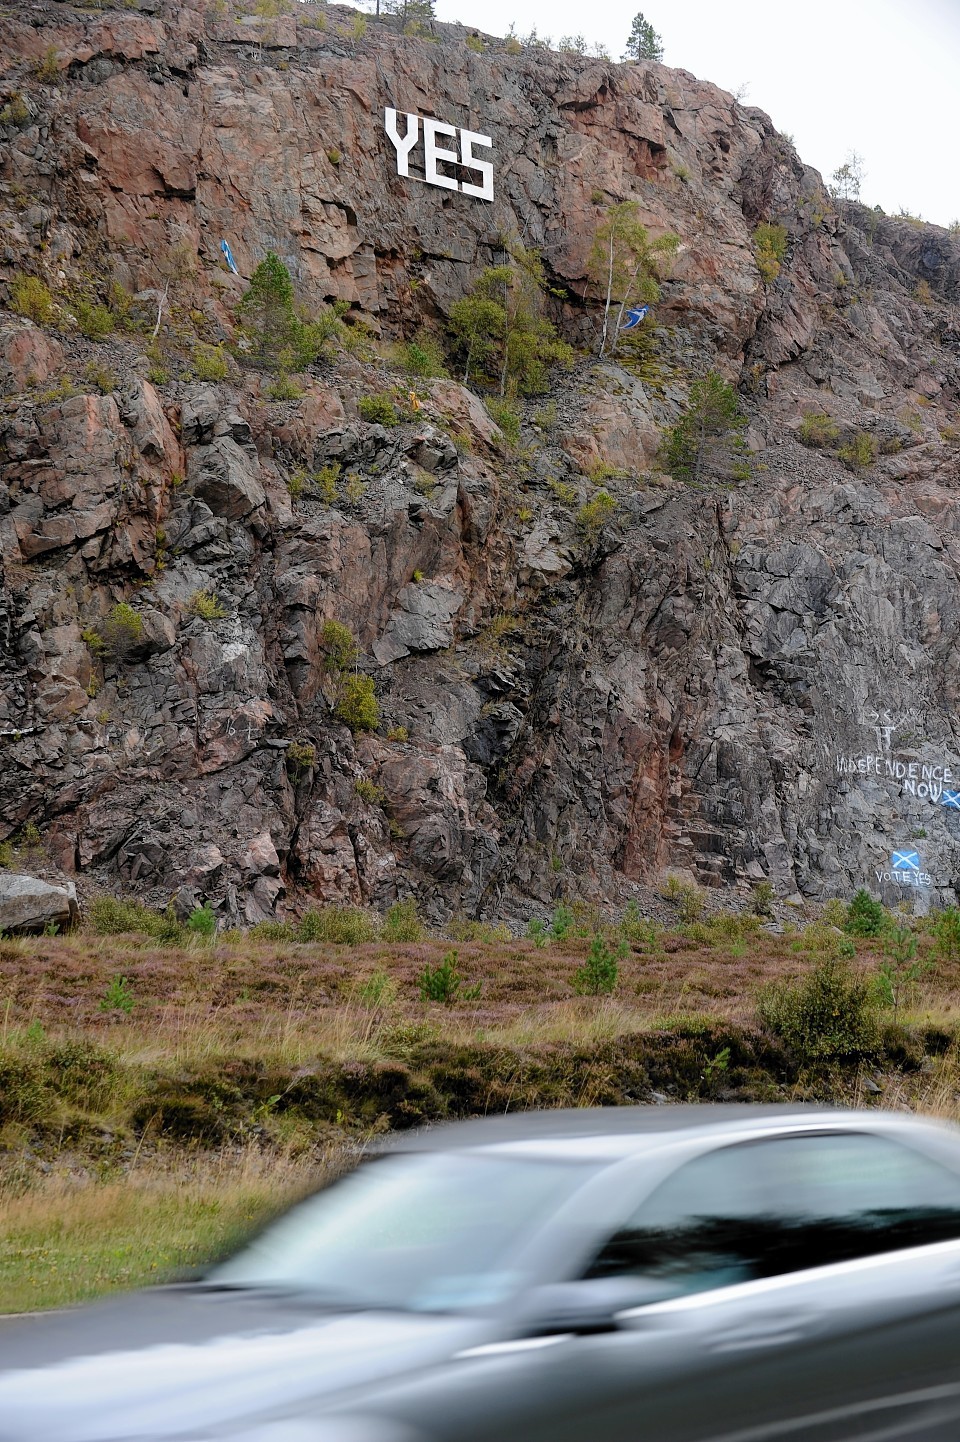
[3,889,960,1311]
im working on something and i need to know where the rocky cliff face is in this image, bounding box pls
[3,0,960,925]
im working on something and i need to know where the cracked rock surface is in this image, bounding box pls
[2,2,960,923]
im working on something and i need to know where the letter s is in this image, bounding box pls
[460,128,494,201]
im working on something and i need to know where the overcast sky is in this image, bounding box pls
[430,0,960,227]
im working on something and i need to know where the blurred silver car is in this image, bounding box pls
[4,1105,960,1441]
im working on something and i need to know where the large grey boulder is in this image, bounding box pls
[0,873,80,933]
[373,580,464,665]
[187,436,266,519]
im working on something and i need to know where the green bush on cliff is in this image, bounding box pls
[72,297,115,342]
[575,489,617,539]
[753,222,788,283]
[402,332,449,380]
[335,674,379,732]
[101,604,144,666]
[237,252,343,375]
[447,241,573,395]
[316,619,378,730]
[10,273,55,325]
[798,412,840,448]
[85,604,144,669]
[319,619,358,673]
[838,431,879,471]
[32,45,61,83]
[358,394,401,426]
[192,343,230,382]
[664,372,749,485]
[0,92,30,127]
[485,398,521,445]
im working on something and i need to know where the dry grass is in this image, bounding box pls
[0,1145,344,1314]
[8,920,955,1038]
[2,919,960,1314]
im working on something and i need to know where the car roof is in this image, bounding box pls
[382,1104,926,1159]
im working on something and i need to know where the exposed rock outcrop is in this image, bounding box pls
[2,2,960,923]
[0,873,79,933]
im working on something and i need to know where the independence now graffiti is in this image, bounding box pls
[835,753,956,806]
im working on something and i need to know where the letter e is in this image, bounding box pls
[423,117,459,190]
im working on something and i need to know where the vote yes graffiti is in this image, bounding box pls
[876,848,933,888]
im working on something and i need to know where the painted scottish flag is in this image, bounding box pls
[621,305,650,330]
[891,849,921,872]
[943,790,960,810]
[220,239,240,276]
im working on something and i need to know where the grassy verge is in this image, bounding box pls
[0,1149,333,1314]
[2,909,960,1312]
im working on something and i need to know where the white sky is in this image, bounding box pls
[431,0,960,227]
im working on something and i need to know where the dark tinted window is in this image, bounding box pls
[585,1132,960,1299]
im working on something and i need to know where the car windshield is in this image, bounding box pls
[211,1149,591,1312]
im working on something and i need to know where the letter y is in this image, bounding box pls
[385,108,419,177]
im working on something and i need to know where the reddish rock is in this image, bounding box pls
[292,802,363,904]
[242,830,281,878]
[2,3,960,922]
[0,321,64,393]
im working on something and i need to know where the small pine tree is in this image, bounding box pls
[237,252,341,375]
[664,372,748,484]
[623,12,663,62]
[447,243,573,396]
[573,934,626,995]
[237,252,295,365]
[845,888,887,938]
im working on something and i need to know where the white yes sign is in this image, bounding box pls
[384,108,494,202]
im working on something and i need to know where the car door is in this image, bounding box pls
[408,1127,960,1442]
[571,1128,960,1442]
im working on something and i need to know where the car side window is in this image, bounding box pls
[751,1131,960,1275]
[583,1143,775,1298]
[583,1131,960,1301]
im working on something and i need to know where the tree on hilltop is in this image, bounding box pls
[379,0,436,22]
[830,151,866,216]
[623,12,663,62]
